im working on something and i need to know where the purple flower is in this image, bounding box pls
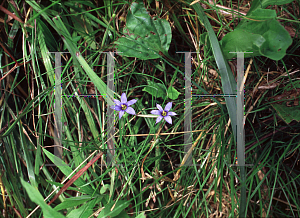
[110,93,137,119]
[150,102,177,124]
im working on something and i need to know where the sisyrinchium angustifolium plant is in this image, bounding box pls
[219,0,294,60]
[110,93,177,125]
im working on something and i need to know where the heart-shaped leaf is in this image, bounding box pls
[220,8,292,60]
[114,2,172,60]
[259,19,292,60]
[220,29,265,59]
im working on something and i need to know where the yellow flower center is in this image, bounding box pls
[121,104,127,110]
[162,111,167,116]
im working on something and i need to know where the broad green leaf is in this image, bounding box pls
[97,200,130,217]
[271,81,300,124]
[220,9,292,60]
[259,19,293,60]
[270,104,300,124]
[114,2,172,60]
[220,29,265,59]
[167,86,180,100]
[142,80,167,98]
[20,178,65,218]
[236,9,277,33]
[245,8,277,20]
[248,0,294,15]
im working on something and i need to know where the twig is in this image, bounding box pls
[47,151,105,206]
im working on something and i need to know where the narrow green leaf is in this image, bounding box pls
[189,2,246,216]
[52,15,109,103]
[66,197,100,218]
[54,196,93,211]
[97,200,130,217]
[20,178,65,218]
[190,2,237,140]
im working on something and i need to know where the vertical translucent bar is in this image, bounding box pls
[48,52,69,166]
[53,53,63,166]
[106,52,115,166]
[229,51,252,167]
[184,52,193,166]
[236,53,245,167]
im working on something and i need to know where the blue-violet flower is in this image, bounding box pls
[111,93,137,119]
[150,102,177,124]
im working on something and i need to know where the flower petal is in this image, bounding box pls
[164,116,172,124]
[119,110,125,119]
[125,107,136,115]
[111,105,122,111]
[114,99,121,105]
[121,93,127,103]
[155,116,163,124]
[150,110,161,115]
[164,102,172,112]
[156,104,163,112]
[167,111,177,116]
[127,99,137,106]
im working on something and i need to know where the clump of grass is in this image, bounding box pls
[0,0,299,217]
